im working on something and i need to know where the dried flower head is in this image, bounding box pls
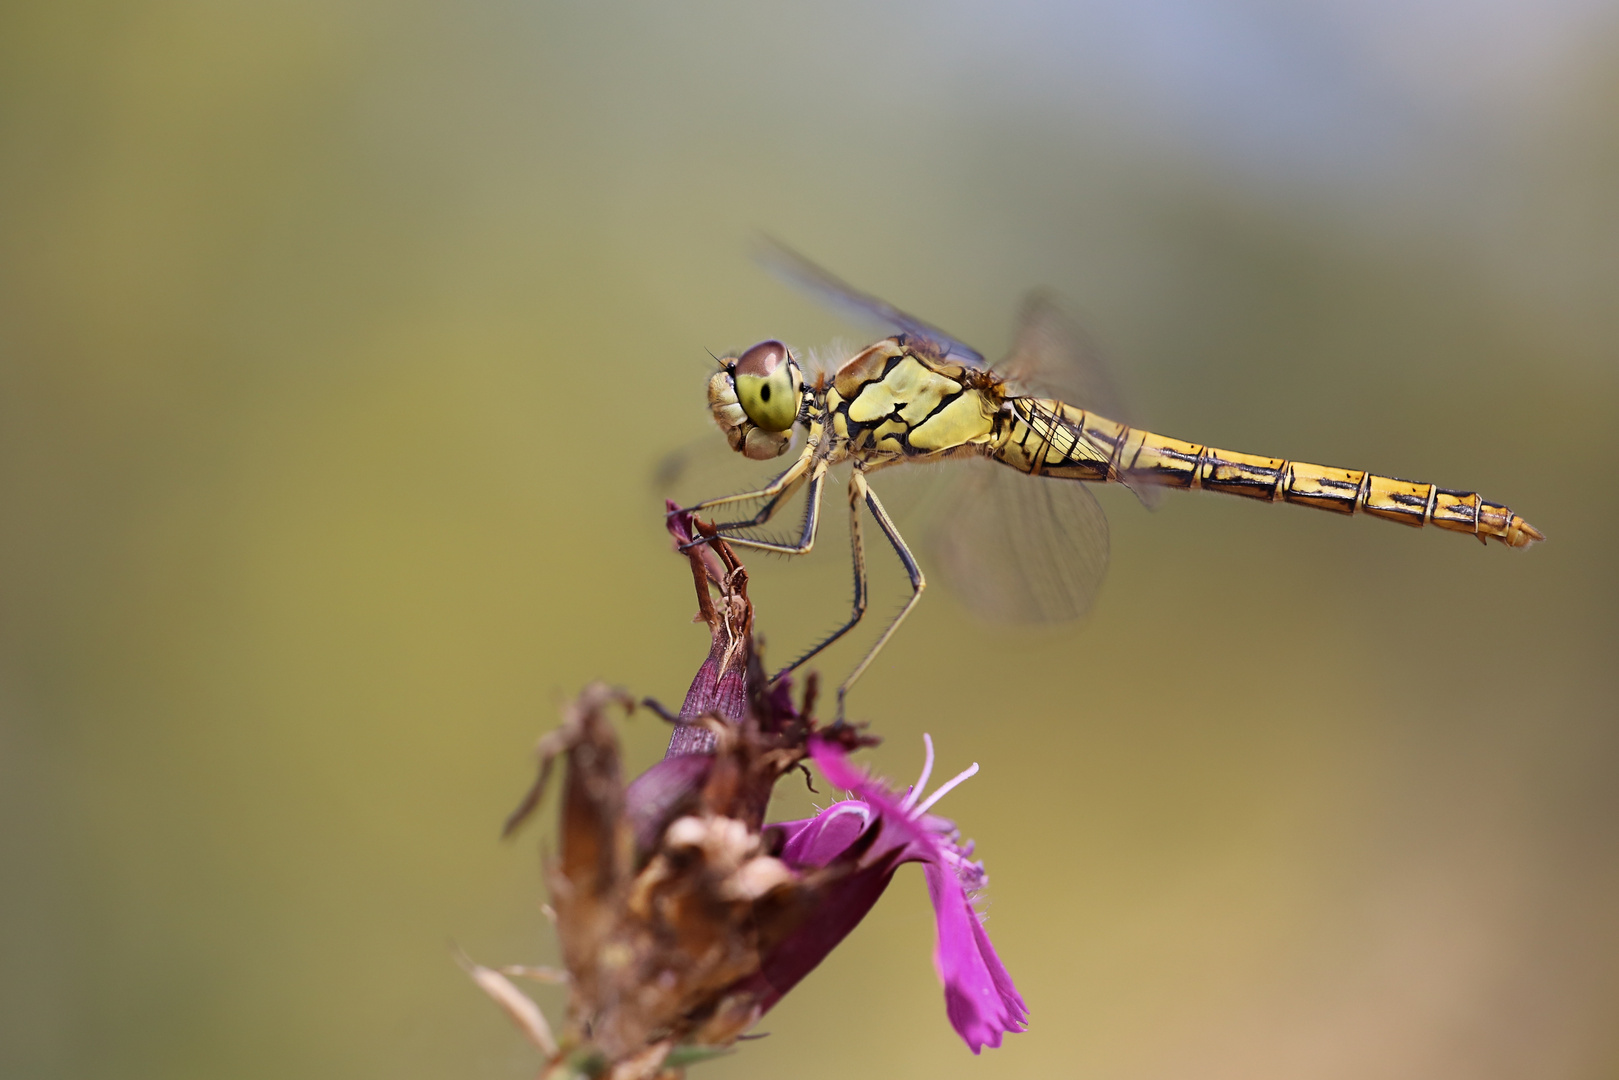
[466,505,1023,1077]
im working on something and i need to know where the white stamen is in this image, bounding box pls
[914,762,978,817]
[902,733,937,811]
[820,802,873,828]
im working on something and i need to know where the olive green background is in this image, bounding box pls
[3,3,1616,1077]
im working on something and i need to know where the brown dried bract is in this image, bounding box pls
[667,511,752,753]
[473,512,874,1079]
[487,683,870,1079]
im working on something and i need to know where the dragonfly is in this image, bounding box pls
[671,245,1544,717]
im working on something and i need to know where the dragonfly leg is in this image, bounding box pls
[772,471,871,681]
[705,461,827,556]
[835,470,925,720]
[672,445,814,517]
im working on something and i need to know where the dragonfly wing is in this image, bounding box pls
[1001,292,1129,417]
[754,236,987,366]
[651,433,725,501]
[920,458,1111,624]
[1001,292,1163,509]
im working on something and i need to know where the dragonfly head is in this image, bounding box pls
[707,339,804,460]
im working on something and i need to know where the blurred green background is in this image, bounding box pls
[2,2,1616,1077]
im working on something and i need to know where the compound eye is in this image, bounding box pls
[735,340,788,379]
[732,339,800,432]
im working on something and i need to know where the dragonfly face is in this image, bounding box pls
[707,339,805,460]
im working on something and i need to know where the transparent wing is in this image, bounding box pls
[754,236,987,366]
[999,293,1164,510]
[652,432,745,505]
[999,292,1133,419]
[916,458,1111,624]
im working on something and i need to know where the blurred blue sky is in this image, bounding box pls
[496,0,1616,368]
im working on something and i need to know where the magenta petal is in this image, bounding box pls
[807,736,877,798]
[969,906,1027,1027]
[741,802,892,1009]
[747,858,896,1012]
[807,737,1027,1052]
[768,815,817,853]
[624,754,713,852]
[925,862,1028,1052]
[780,803,875,867]
[733,804,899,1011]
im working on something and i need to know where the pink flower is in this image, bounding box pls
[478,508,1024,1074]
[746,734,1028,1053]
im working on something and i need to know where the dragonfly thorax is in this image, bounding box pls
[823,338,1007,465]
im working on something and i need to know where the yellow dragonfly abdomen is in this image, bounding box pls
[999,396,1543,547]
